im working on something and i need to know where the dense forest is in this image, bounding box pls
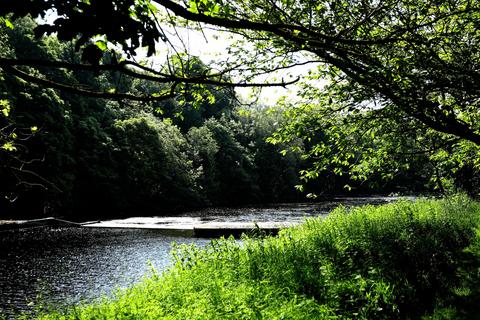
[0,18,438,219]
[2,2,480,219]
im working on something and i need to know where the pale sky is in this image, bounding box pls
[151,2,320,106]
[151,26,320,106]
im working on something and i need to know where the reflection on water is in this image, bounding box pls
[0,197,400,317]
[182,197,398,222]
[0,228,210,317]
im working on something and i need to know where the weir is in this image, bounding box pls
[0,217,82,231]
[0,217,298,238]
[0,198,398,236]
[83,219,298,238]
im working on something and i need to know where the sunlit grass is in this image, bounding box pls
[31,196,480,319]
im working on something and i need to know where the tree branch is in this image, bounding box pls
[153,0,403,46]
[2,65,178,102]
[0,58,300,90]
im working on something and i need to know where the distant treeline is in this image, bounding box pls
[0,18,429,219]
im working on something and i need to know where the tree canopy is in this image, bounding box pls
[1,0,480,215]
[1,17,320,217]
[1,0,480,145]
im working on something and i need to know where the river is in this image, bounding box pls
[0,197,402,317]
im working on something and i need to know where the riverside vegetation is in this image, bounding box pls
[21,196,480,320]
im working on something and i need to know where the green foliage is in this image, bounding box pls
[202,117,261,205]
[33,197,480,319]
[0,98,16,151]
[4,1,478,216]
[111,115,201,211]
[1,0,161,58]
[3,0,480,153]
[270,88,480,196]
[236,106,303,201]
[142,56,237,132]
[186,125,219,204]
[0,18,310,217]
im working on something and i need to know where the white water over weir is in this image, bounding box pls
[84,218,298,237]
[1,216,298,237]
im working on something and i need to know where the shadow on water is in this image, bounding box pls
[0,197,400,317]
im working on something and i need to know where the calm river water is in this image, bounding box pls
[0,197,400,317]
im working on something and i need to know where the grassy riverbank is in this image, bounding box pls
[28,196,480,319]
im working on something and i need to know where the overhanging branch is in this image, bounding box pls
[2,65,177,102]
[0,58,300,102]
[0,58,299,87]
[153,0,405,45]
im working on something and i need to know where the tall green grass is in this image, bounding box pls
[32,196,480,319]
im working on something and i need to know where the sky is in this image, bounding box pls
[141,24,315,106]
[158,26,326,107]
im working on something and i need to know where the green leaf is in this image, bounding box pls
[1,142,17,152]
[95,40,108,51]
[294,184,304,192]
[0,99,11,117]
[188,0,199,13]
[306,193,318,199]
[4,19,14,29]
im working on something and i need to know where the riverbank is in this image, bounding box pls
[23,196,480,319]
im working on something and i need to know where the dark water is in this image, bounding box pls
[0,228,210,317]
[180,197,397,222]
[0,197,401,317]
